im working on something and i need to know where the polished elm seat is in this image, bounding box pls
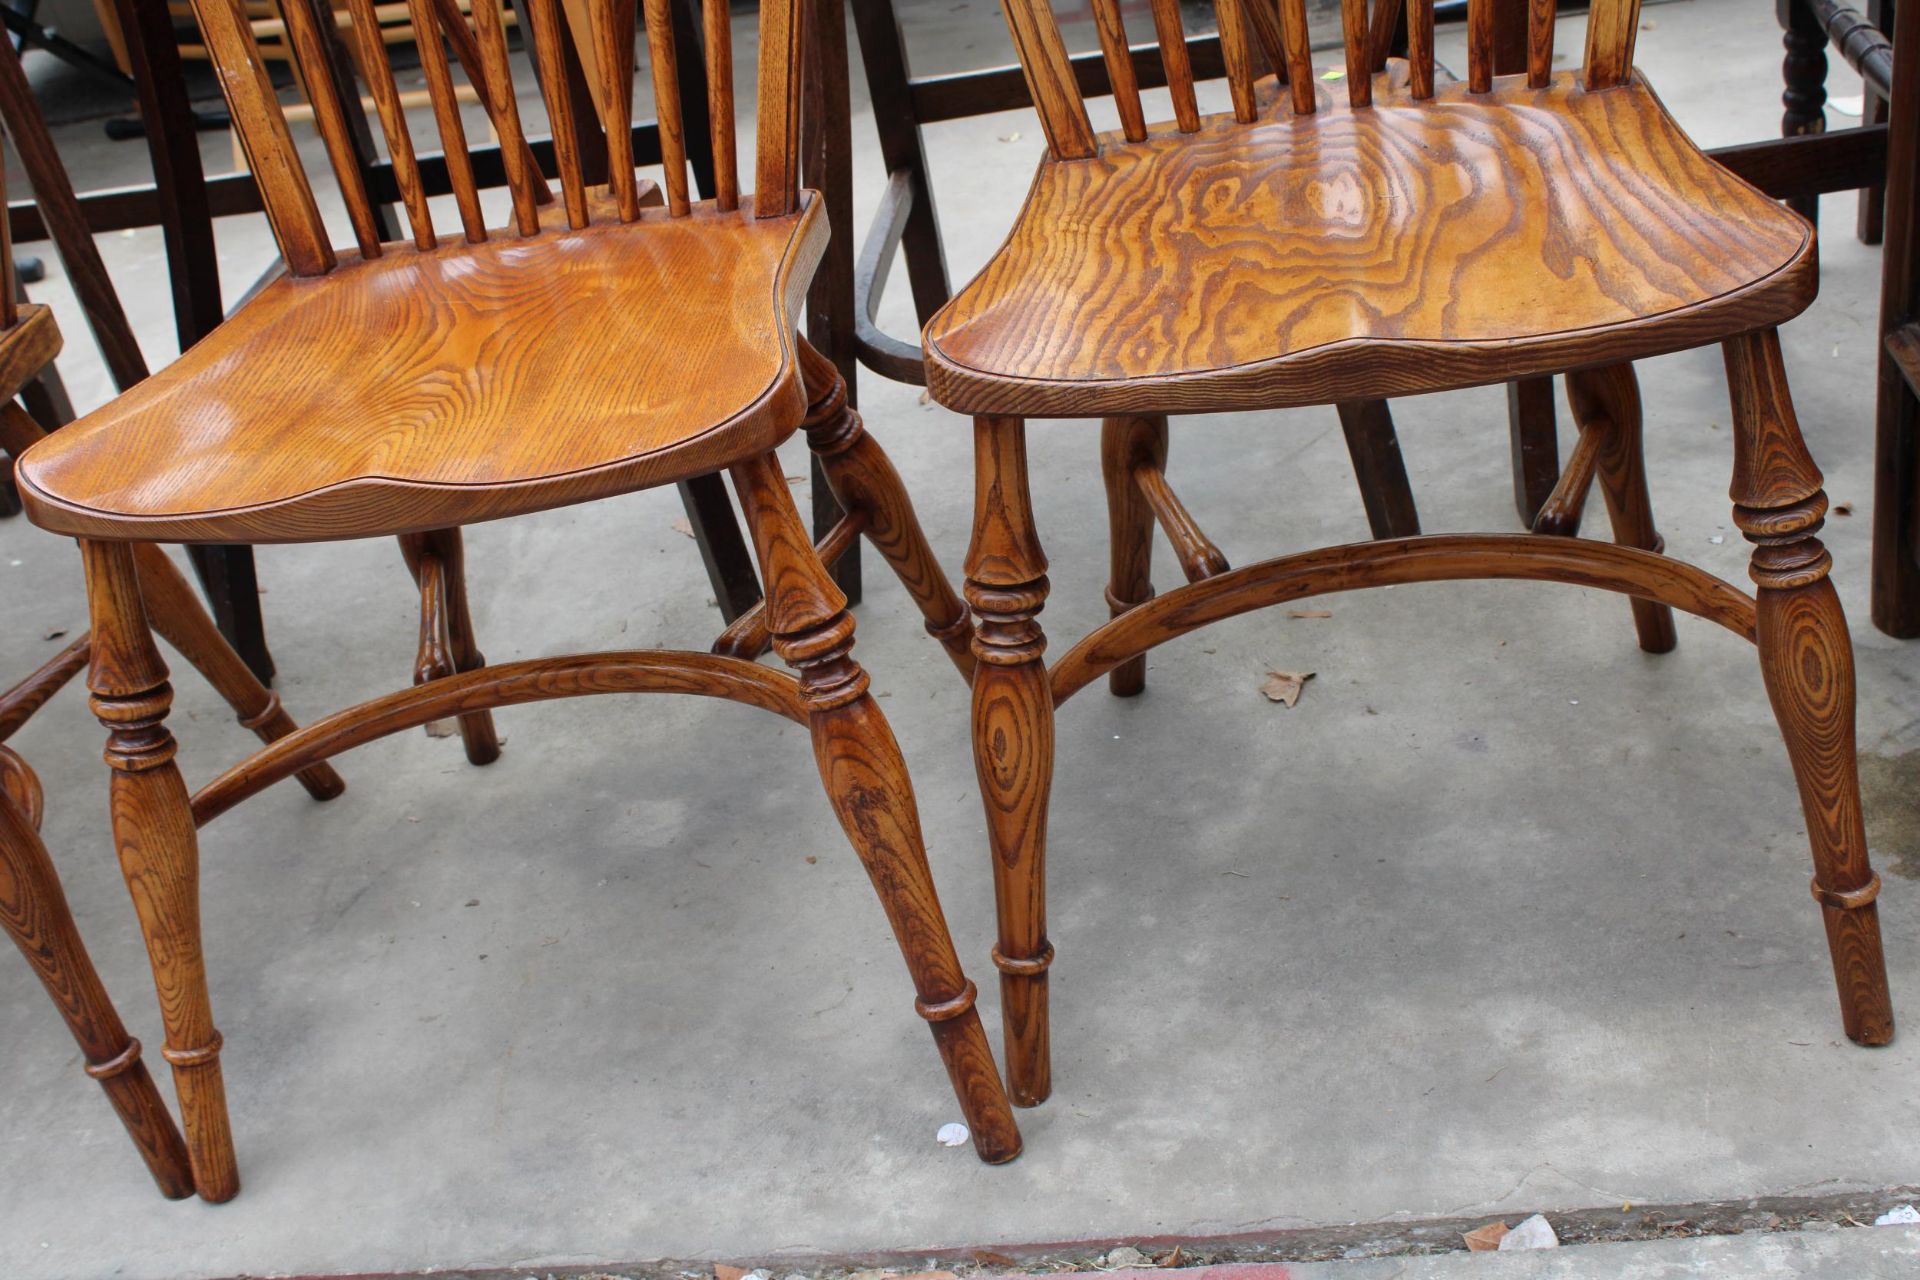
[925,75,1814,417]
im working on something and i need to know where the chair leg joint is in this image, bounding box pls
[992,941,1055,977]
[915,979,979,1023]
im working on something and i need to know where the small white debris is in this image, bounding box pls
[1875,1204,1920,1225]
[1708,535,1725,545]
[936,1121,970,1147]
[1102,1247,1149,1269]
[1569,699,1579,706]
[1497,1214,1560,1250]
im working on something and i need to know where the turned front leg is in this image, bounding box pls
[83,539,240,1200]
[1565,364,1677,653]
[796,340,975,679]
[0,753,193,1199]
[966,416,1056,1106]
[399,529,500,766]
[1725,331,1894,1045]
[731,452,1020,1161]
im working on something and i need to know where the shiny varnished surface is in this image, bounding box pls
[18,200,825,542]
[925,72,1815,414]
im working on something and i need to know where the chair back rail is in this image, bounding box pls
[186,0,804,274]
[1000,0,1640,157]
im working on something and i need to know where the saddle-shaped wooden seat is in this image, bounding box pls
[18,201,824,544]
[924,73,1815,416]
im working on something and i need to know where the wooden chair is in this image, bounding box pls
[11,0,1020,1198]
[925,0,1898,1106]
[0,108,345,1200]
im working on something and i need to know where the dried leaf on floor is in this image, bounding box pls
[1462,1222,1510,1251]
[1288,610,1332,619]
[1259,670,1315,707]
[714,1265,749,1280]
[670,518,696,539]
[1833,502,1855,516]
[1158,1246,1183,1268]
[972,1251,1018,1268]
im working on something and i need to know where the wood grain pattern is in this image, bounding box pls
[0,764,195,1199]
[82,539,237,1202]
[964,417,1054,1106]
[732,450,1022,1160]
[1047,533,1758,704]
[1725,329,1894,1046]
[17,202,828,542]
[1565,363,1677,652]
[924,74,1815,416]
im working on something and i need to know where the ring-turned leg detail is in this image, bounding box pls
[1725,330,1893,1046]
[798,340,975,679]
[732,449,1021,1162]
[966,416,1055,1106]
[400,529,500,766]
[82,538,241,1201]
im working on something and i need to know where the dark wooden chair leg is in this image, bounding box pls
[0,752,195,1199]
[730,450,1021,1163]
[1565,364,1677,653]
[1101,415,1163,697]
[1726,330,1894,1046]
[399,529,501,766]
[1336,400,1422,538]
[965,416,1054,1107]
[1781,0,1830,225]
[1872,0,1920,635]
[81,538,239,1201]
[133,543,347,798]
[1508,376,1561,526]
[797,340,973,677]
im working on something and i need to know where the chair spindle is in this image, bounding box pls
[1527,0,1555,86]
[1407,0,1434,96]
[589,0,643,221]
[755,0,811,208]
[1088,0,1148,141]
[277,0,383,256]
[1365,0,1399,72]
[1147,0,1201,131]
[1467,0,1494,90]
[1216,0,1260,122]
[1280,0,1315,114]
[1339,0,1371,106]
[526,0,590,228]
[0,123,14,329]
[469,0,544,234]
[1245,0,1289,87]
[405,0,487,242]
[642,0,691,215]
[702,0,739,209]
[344,0,436,249]
[996,0,1096,158]
[1583,0,1642,88]
[191,0,335,273]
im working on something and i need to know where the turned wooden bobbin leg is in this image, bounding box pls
[1566,363,1678,654]
[0,749,194,1198]
[1101,416,1163,697]
[82,538,240,1200]
[400,528,500,766]
[796,340,975,680]
[732,450,1021,1161]
[965,416,1055,1106]
[1725,330,1894,1046]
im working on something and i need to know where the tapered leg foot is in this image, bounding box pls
[732,449,1021,1161]
[798,340,974,680]
[0,749,194,1198]
[83,539,240,1200]
[966,417,1055,1106]
[1101,416,1161,697]
[1726,330,1893,1045]
[1566,365,1677,654]
[400,530,500,766]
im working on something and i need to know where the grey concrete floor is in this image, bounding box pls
[3,1,1919,1278]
